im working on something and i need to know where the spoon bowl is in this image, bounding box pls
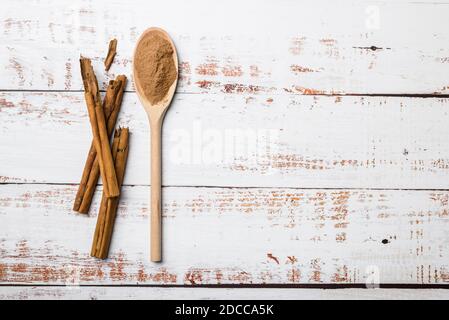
[133,27,178,113]
[133,27,178,262]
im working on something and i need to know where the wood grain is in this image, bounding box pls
[1,0,449,94]
[1,287,449,300]
[2,0,449,294]
[2,91,449,189]
[1,184,449,285]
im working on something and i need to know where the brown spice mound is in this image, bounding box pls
[134,32,177,105]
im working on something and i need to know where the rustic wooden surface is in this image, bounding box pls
[1,0,449,299]
[2,287,449,300]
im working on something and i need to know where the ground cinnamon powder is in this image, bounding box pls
[134,32,177,105]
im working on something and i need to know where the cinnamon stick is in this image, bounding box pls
[91,127,130,259]
[79,58,120,198]
[104,39,117,71]
[73,75,127,213]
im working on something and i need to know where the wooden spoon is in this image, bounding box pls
[133,27,178,262]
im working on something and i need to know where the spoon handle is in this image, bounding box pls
[150,118,163,262]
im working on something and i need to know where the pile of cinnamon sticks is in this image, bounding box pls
[73,40,129,259]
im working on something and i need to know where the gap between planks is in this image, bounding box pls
[2,89,449,99]
[3,182,449,192]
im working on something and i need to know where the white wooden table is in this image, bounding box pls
[1,0,449,300]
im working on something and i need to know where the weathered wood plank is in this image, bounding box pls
[1,184,449,285]
[1,286,449,300]
[1,0,449,94]
[2,92,449,189]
